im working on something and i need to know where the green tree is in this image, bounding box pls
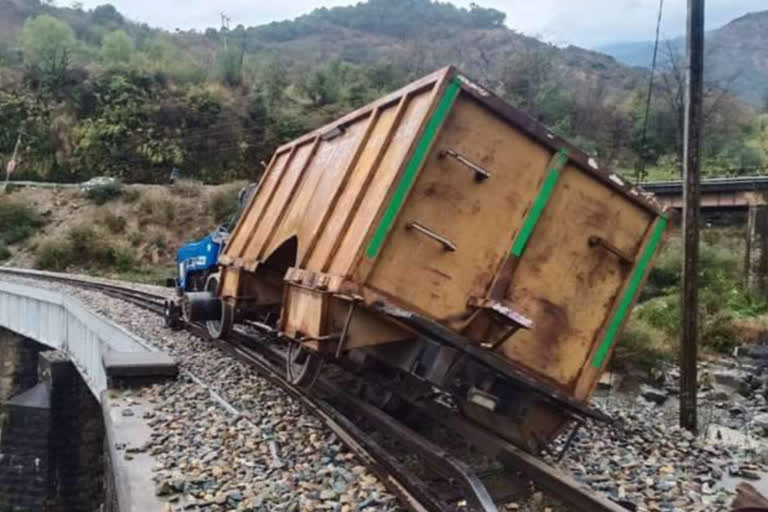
[262,58,288,108]
[143,35,177,70]
[301,64,340,107]
[217,45,243,87]
[19,15,77,85]
[91,4,123,25]
[100,30,134,66]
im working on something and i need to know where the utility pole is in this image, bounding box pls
[680,0,705,433]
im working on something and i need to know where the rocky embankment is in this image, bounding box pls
[554,356,768,512]
[6,271,768,512]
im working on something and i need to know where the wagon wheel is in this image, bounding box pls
[164,300,183,331]
[180,295,194,324]
[204,274,234,340]
[286,341,322,387]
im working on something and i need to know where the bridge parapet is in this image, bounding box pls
[0,280,176,512]
[0,281,159,400]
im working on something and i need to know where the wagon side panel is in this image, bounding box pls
[365,92,553,319]
[263,120,368,264]
[306,103,400,272]
[501,164,654,389]
[241,141,317,264]
[329,88,438,278]
[223,149,291,261]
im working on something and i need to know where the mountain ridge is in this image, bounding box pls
[599,9,768,105]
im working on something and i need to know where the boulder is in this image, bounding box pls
[640,384,668,405]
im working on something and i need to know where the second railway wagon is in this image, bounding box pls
[184,66,667,452]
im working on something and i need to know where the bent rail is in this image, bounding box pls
[0,281,155,400]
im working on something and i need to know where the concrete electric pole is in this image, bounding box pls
[680,0,705,433]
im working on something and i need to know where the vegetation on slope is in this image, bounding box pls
[0,0,765,185]
[1,181,243,283]
[614,228,768,373]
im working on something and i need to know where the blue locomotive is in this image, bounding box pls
[164,184,256,328]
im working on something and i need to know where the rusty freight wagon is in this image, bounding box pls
[183,66,667,452]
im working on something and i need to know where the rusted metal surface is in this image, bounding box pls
[731,483,768,512]
[6,269,642,512]
[207,66,667,452]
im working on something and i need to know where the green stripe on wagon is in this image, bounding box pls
[592,216,668,368]
[509,149,570,258]
[365,79,462,260]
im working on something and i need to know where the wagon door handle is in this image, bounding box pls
[439,149,491,182]
[407,222,457,252]
[588,236,634,266]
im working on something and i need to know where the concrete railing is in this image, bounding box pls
[0,281,154,401]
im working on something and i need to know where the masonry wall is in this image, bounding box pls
[0,338,105,512]
[40,351,105,511]
[0,386,53,511]
[0,328,48,442]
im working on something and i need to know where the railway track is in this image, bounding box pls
[0,267,630,512]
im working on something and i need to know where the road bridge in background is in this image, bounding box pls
[642,176,768,295]
[642,176,768,210]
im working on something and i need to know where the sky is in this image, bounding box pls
[76,0,768,48]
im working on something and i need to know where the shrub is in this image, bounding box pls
[84,182,123,205]
[36,239,75,271]
[122,188,141,203]
[137,197,176,225]
[209,185,241,224]
[635,295,680,335]
[151,234,167,251]
[102,211,127,234]
[701,311,739,354]
[172,180,203,198]
[0,202,45,245]
[0,244,10,261]
[612,317,675,374]
[35,225,137,272]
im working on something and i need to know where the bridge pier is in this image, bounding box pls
[744,194,768,295]
[0,281,177,512]
[0,329,47,443]
[0,348,104,512]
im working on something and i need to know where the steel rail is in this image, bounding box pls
[0,267,435,512]
[0,267,632,512]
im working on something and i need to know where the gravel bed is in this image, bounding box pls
[6,272,767,512]
[1,273,399,512]
[549,368,768,512]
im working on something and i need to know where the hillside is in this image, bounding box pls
[241,1,646,101]
[0,0,761,185]
[0,181,244,282]
[600,10,768,106]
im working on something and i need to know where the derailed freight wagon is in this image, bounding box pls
[188,66,667,452]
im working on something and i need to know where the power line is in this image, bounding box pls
[635,0,665,185]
